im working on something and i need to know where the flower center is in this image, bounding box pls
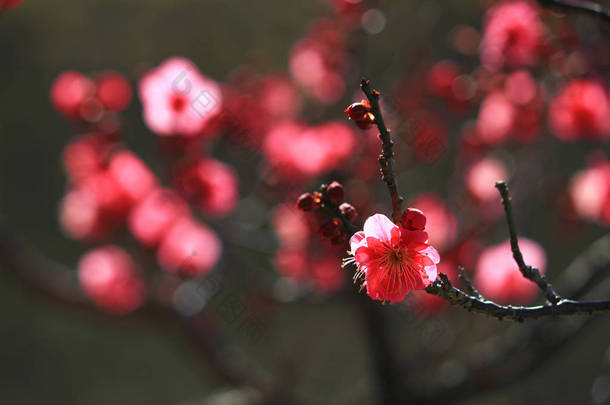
[170,94,188,112]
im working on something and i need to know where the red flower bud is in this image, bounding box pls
[297,193,315,211]
[326,181,345,206]
[339,203,358,222]
[344,100,375,129]
[401,208,426,231]
[319,218,345,240]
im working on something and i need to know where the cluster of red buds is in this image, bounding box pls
[296,181,358,245]
[344,99,375,129]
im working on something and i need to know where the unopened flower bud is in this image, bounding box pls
[339,203,358,222]
[319,218,345,239]
[344,100,375,129]
[296,193,315,211]
[326,181,345,206]
[400,208,427,231]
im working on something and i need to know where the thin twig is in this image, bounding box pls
[458,266,482,300]
[360,78,404,224]
[495,181,561,304]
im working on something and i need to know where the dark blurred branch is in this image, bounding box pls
[495,181,561,304]
[0,225,299,404]
[360,78,404,224]
[538,0,610,22]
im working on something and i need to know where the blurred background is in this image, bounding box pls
[0,0,609,404]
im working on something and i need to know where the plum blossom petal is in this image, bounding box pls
[362,213,396,242]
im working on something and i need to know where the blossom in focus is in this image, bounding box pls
[263,121,355,179]
[549,80,610,141]
[474,238,546,304]
[480,0,545,71]
[78,245,146,314]
[174,158,239,217]
[157,217,222,276]
[138,57,222,137]
[347,213,440,304]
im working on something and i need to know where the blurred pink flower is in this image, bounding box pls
[348,213,440,304]
[263,121,355,179]
[474,238,546,304]
[108,150,158,205]
[569,161,610,225]
[549,80,610,141]
[157,218,222,276]
[481,1,545,70]
[78,246,146,314]
[174,158,239,217]
[138,57,222,137]
[465,157,508,203]
[410,194,457,250]
[128,188,188,247]
[476,92,515,145]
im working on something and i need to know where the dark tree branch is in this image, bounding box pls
[426,273,610,321]
[538,0,610,22]
[495,181,561,304]
[458,266,482,300]
[360,78,404,224]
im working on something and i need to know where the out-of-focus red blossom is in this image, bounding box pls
[108,151,158,205]
[310,256,344,292]
[272,204,345,293]
[78,246,146,314]
[290,19,351,104]
[347,213,440,304]
[51,71,132,123]
[263,121,355,179]
[480,0,545,71]
[344,100,375,129]
[408,261,458,317]
[157,217,222,276]
[0,0,23,10]
[474,238,546,304]
[569,159,610,225]
[174,158,239,217]
[426,60,474,111]
[549,80,610,141]
[410,112,448,162]
[410,194,457,250]
[465,157,508,203]
[221,74,302,147]
[80,170,130,216]
[330,0,364,17]
[51,72,96,120]
[60,188,107,241]
[128,189,188,247]
[476,92,515,145]
[62,134,114,185]
[95,72,132,112]
[138,57,222,137]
